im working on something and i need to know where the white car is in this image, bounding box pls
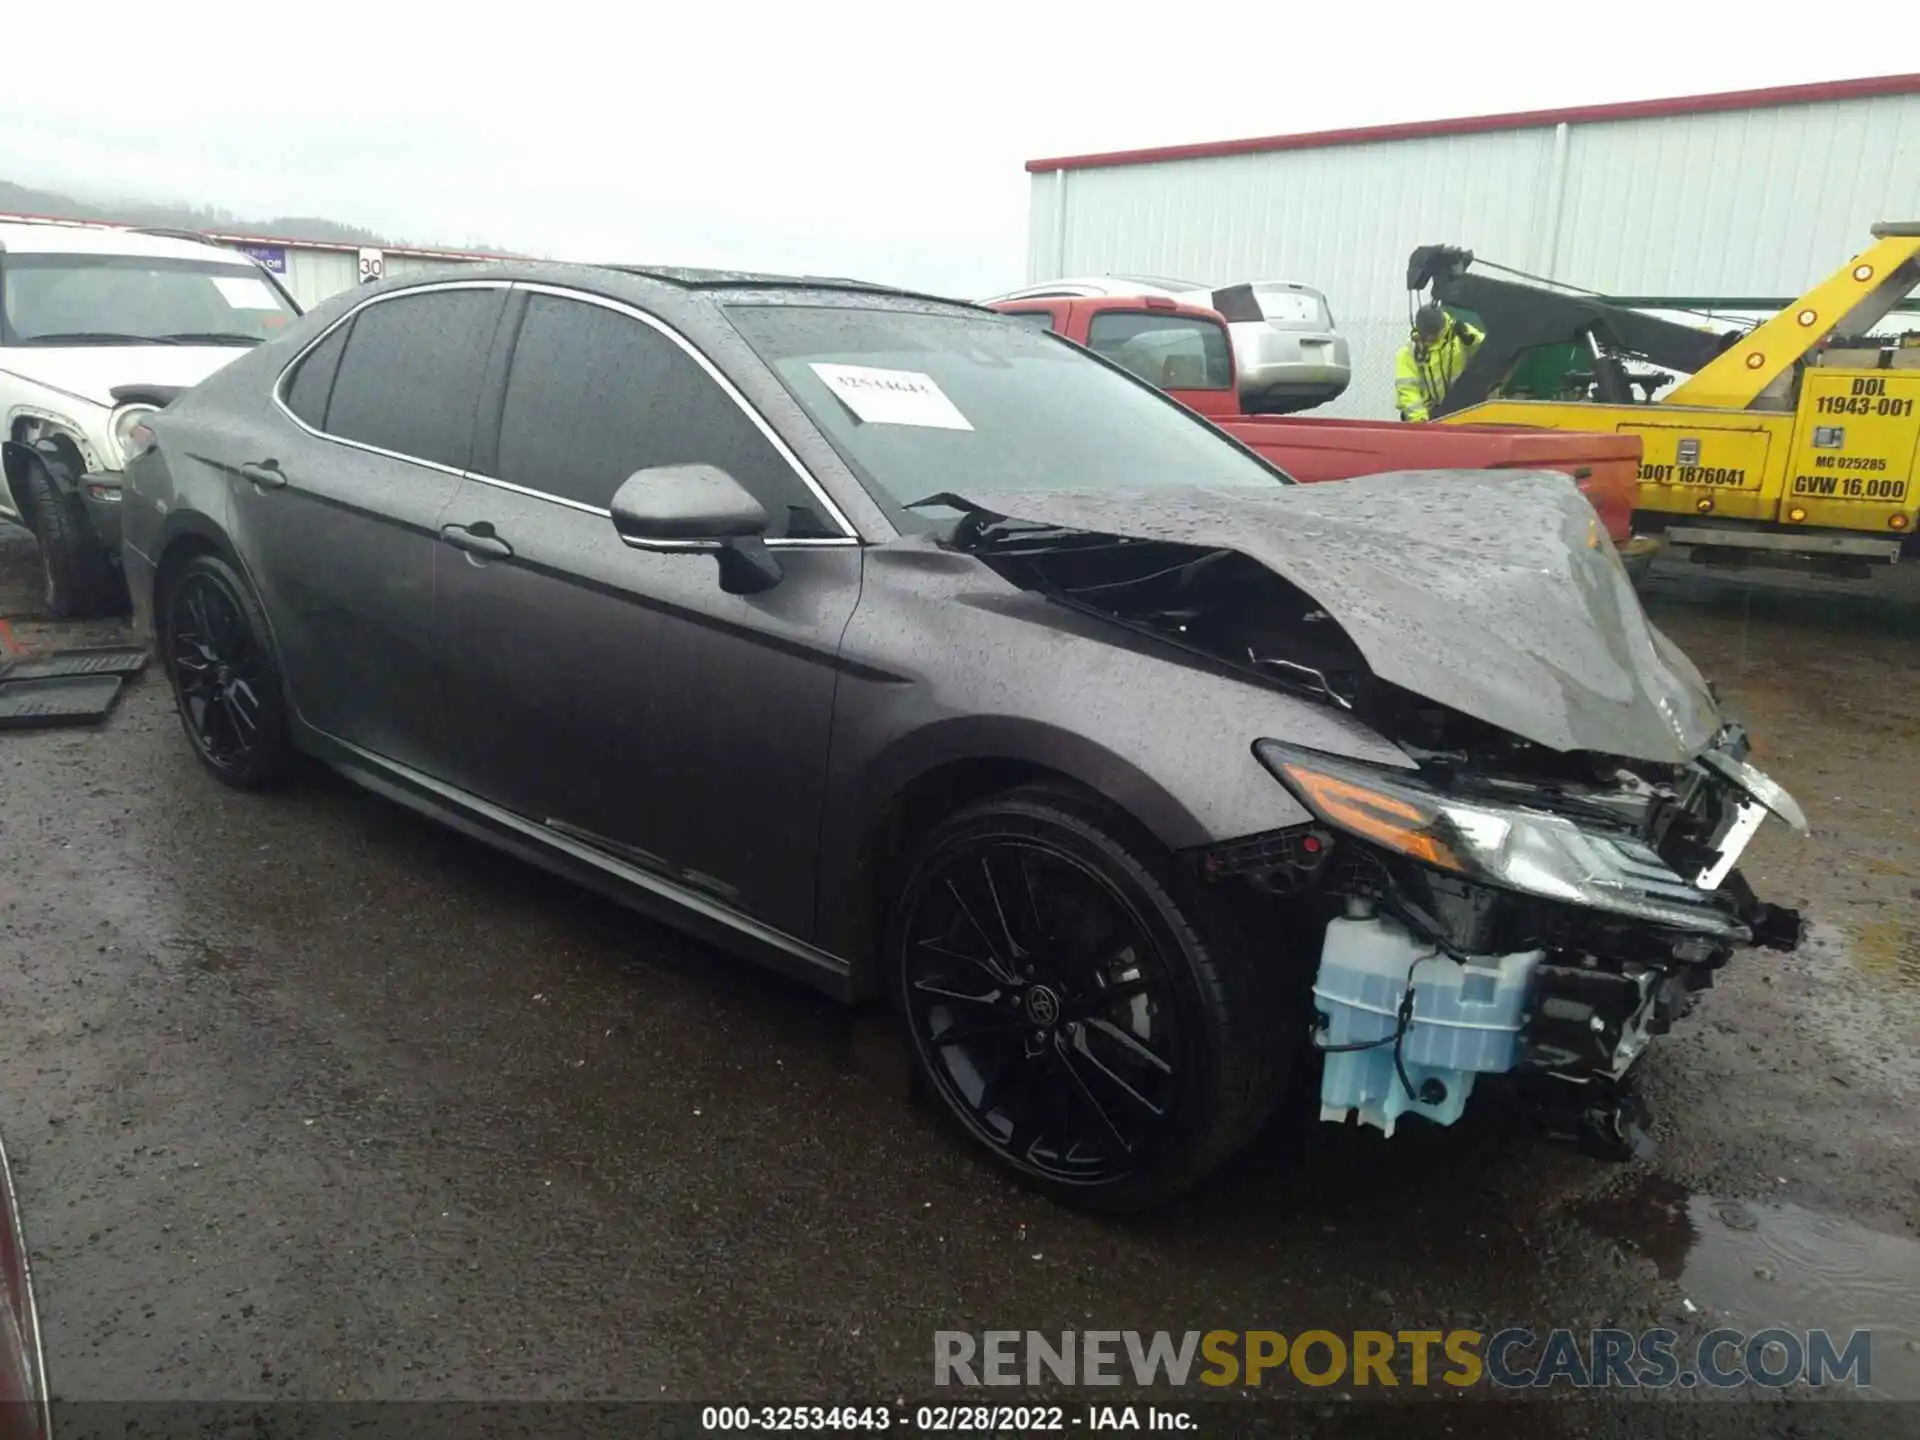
[0,222,301,615]
[980,274,1350,413]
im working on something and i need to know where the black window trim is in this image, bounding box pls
[273,279,858,548]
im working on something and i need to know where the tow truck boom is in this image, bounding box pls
[1407,224,1920,575]
[1662,222,1920,407]
[1405,245,1731,415]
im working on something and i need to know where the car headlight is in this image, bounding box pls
[104,404,159,470]
[1253,740,1746,937]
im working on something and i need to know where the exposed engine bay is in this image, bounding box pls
[948,483,1808,1160]
[965,527,1563,768]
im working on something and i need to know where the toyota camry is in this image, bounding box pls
[120,263,1806,1210]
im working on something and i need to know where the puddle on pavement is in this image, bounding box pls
[1842,919,1920,989]
[1576,1174,1920,1396]
[1803,920,1920,1033]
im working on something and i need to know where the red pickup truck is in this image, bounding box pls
[990,294,1646,554]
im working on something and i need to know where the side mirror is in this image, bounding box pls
[609,464,782,594]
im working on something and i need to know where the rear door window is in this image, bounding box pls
[491,292,834,537]
[323,288,507,471]
[1002,310,1058,333]
[1085,311,1233,390]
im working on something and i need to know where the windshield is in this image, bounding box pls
[727,305,1286,519]
[0,253,298,345]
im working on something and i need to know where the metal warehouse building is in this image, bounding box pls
[1025,74,1920,419]
[203,233,503,310]
[0,213,503,311]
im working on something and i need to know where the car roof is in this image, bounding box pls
[983,277,1215,303]
[602,264,981,311]
[988,294,1228,324]
[0,221,252,263]
[984,278,1164,300]
[1111,273,1209,291]
[986,276,1333,307]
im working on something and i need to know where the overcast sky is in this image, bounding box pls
[0,3,1894,297]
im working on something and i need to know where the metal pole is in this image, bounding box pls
[1054,170,1069,279]
[1537,122,1571,281]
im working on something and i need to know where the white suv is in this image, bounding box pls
[0,222,300,615]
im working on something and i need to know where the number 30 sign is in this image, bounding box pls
[358,247,385,284]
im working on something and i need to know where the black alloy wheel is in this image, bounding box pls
[162,553,296,789]
[892,787,1276,1211]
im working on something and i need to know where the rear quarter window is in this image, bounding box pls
[281,321,351,429]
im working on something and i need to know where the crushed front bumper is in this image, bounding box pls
[1307,730,1804,1155]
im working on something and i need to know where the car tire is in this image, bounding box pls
[18,457,120,618]
[888,784,1277,1212]
[160,552,297,790]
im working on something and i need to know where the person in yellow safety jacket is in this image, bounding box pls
[1394,304,1485,422]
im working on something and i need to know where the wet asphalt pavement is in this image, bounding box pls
[1,523,1917,1434]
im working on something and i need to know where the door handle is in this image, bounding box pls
[438,522,514,559]
[239,460,286,490]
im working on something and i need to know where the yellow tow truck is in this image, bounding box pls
[1407,224,1920,574]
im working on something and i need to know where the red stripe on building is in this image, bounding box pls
[1026,73,1920,174]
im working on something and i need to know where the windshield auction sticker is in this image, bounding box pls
[209,275,283,311]
[810,363,974,430]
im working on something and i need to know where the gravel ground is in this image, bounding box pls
[0,526,1915,1436]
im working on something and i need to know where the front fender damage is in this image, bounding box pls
[938,487,1808,1161]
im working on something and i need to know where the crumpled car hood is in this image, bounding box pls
[957,470,1721,764]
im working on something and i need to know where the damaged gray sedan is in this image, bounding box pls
[120,264,1806,1211]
